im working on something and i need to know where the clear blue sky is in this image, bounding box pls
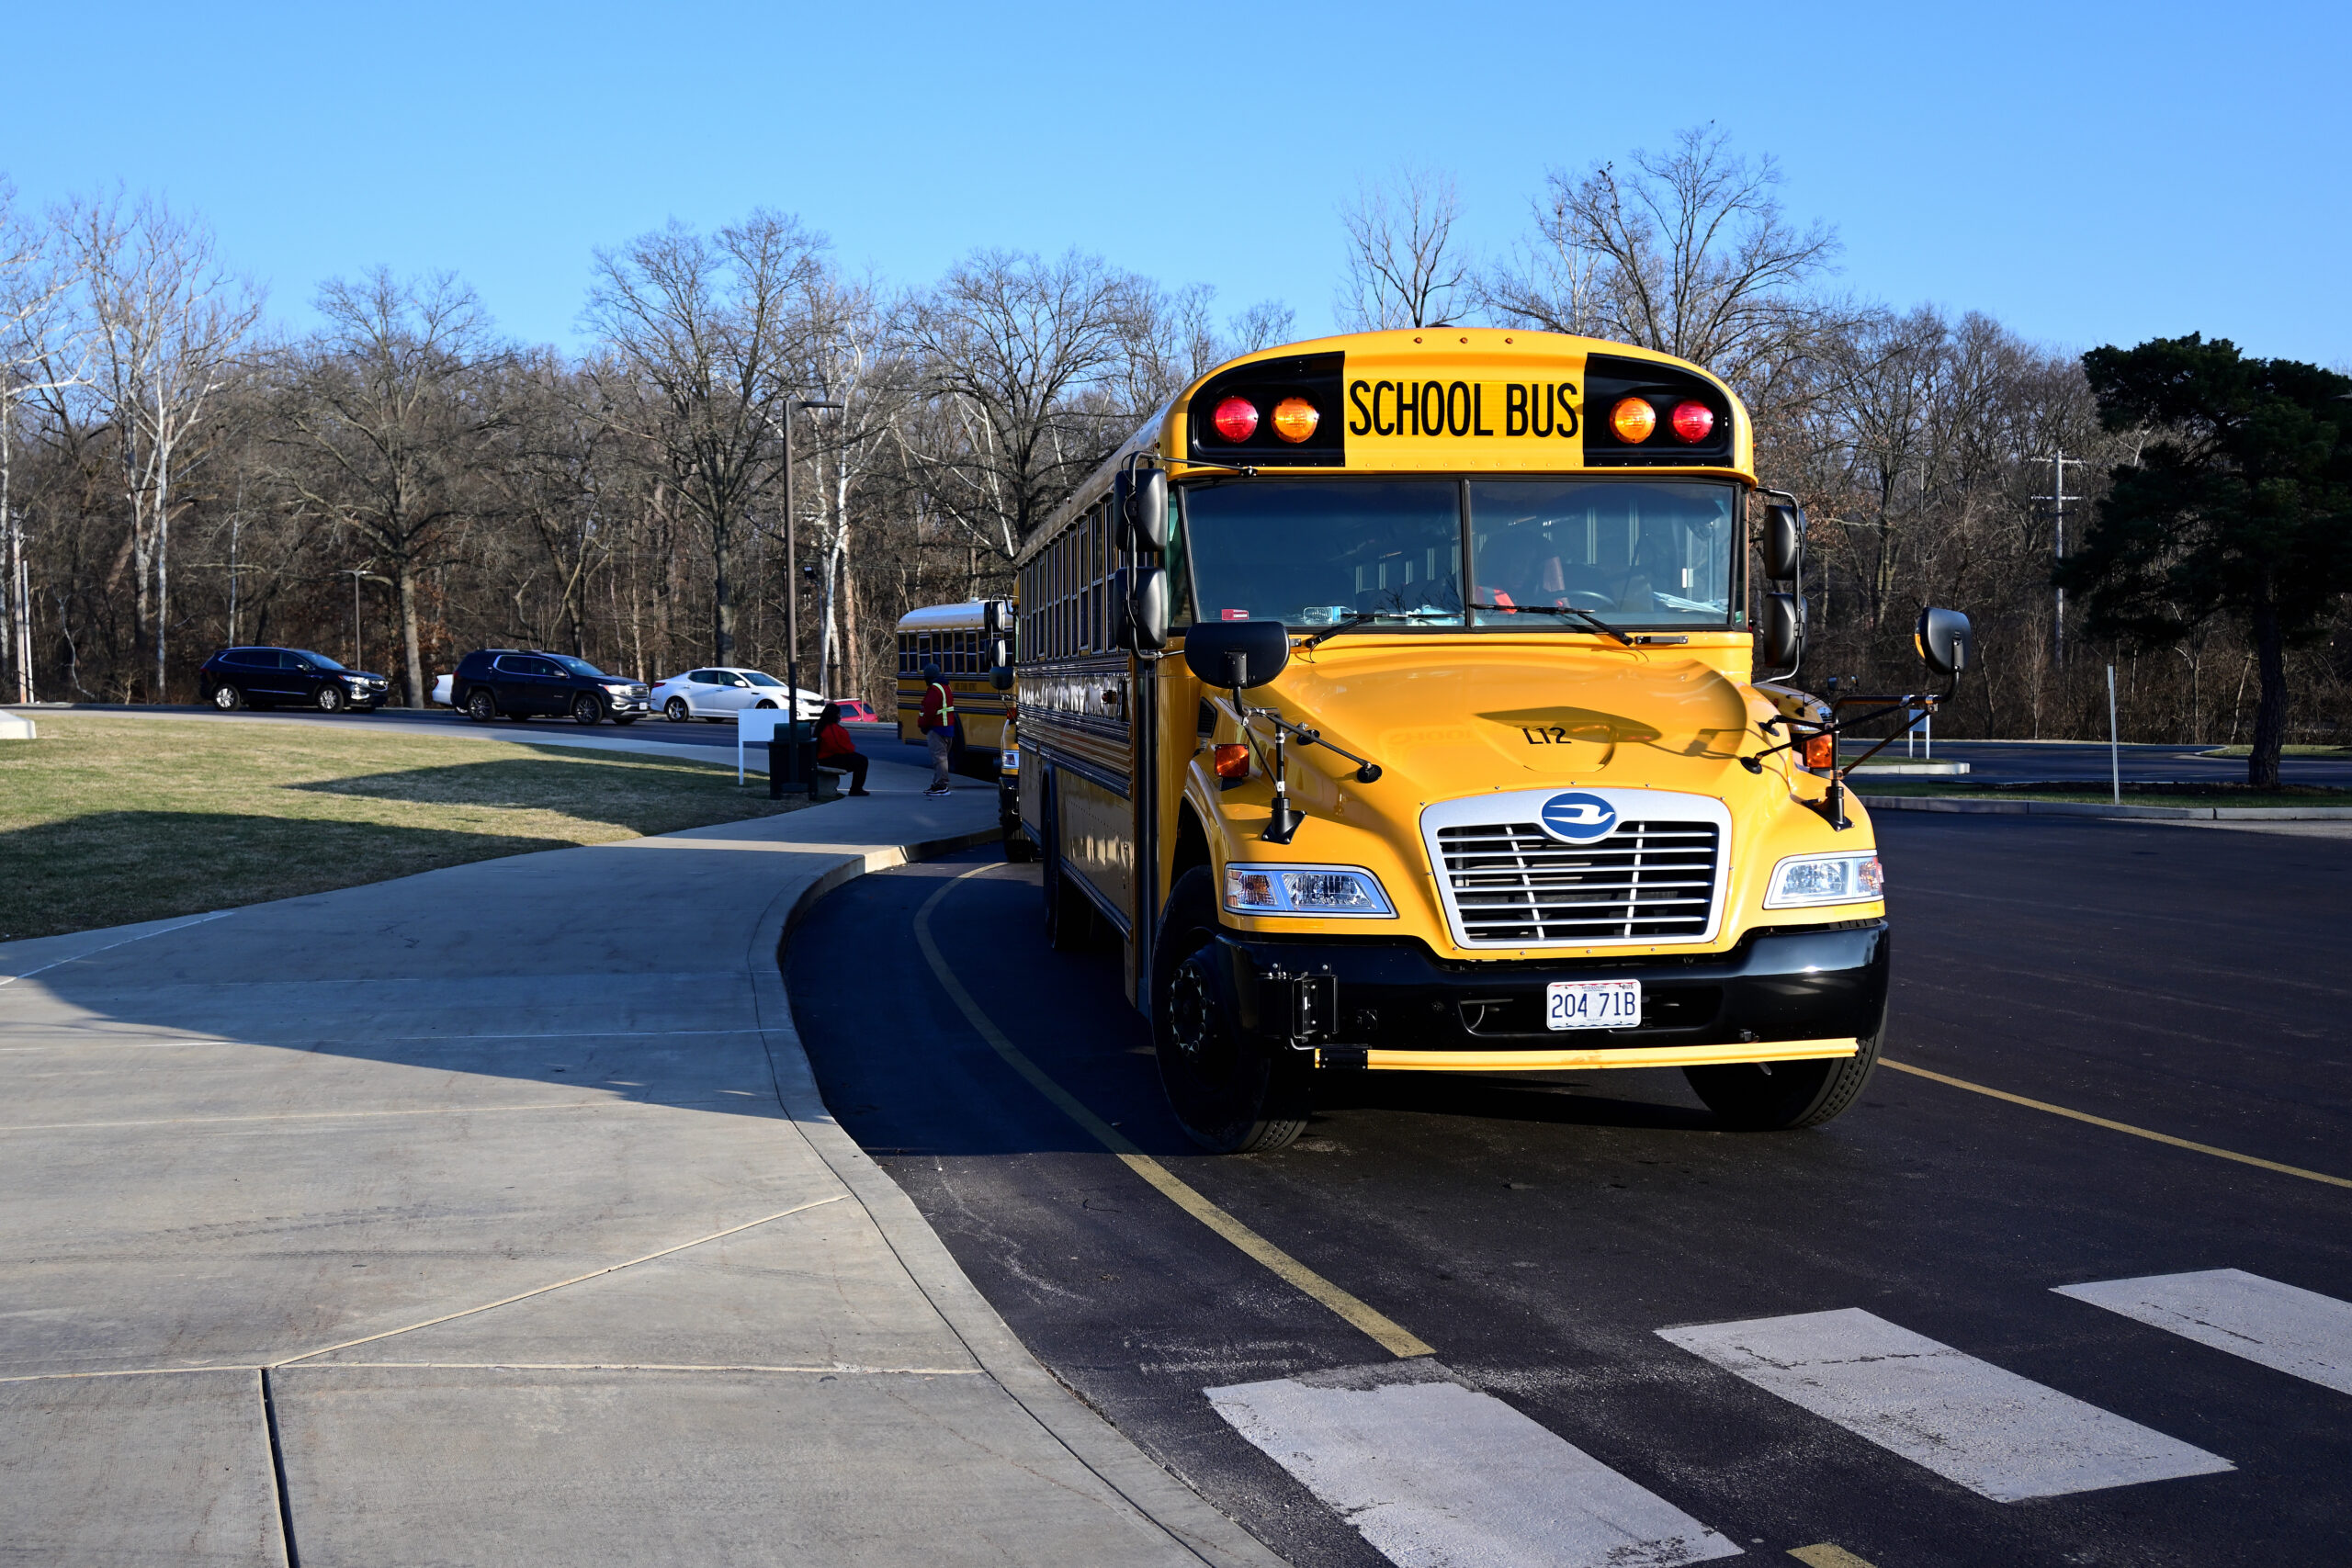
[6,0,2346,366]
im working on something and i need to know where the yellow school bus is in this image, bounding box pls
[893,602,1014,756]
[1010,328,1972,1152]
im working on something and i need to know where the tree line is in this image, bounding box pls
[2,136,2344,768]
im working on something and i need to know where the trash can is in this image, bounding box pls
[768,728,817,799]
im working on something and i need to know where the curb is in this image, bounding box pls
[1859,795,2352,821]
[745,827,1288,1568]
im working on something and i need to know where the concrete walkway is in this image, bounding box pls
[0,752,1281,1567]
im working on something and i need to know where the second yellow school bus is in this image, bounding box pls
[1009,328,1971,1152]
[892,602,1013,756]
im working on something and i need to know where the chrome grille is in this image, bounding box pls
[1436,820,1720,944]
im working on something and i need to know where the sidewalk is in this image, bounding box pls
[0,752,1280,1566]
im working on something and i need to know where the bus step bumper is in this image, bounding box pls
[1213,921,1888,1061]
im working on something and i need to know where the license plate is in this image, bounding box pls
[1545,978,1641,1031]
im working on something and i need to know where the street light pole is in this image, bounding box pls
[778,398,841,785]
[348,568,366,670]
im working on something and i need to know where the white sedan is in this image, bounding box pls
[650,667,823,723]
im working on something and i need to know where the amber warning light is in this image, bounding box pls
[1271,397,1319,444]
[1609,397,1657,444]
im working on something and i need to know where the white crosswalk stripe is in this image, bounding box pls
[1658,1307,2233,1502]
[2055,1269,2352,1396]
[1205,1362,1740,1568]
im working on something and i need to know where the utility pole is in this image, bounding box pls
[2030,452,2087,668]
[347,568,366,669]
[777,398,841,784]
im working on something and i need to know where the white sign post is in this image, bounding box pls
[736,708,788,785]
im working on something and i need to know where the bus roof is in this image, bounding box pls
[1020,328,1754,566]
[893,602,989,634]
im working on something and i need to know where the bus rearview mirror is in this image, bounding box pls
[982,600,1009,637]
[1128,569,1169,651]
[989,638,1012,690]
[1916,606,1973,678]
[1182,619,1287,689]
[1763,502,1804,583]
[1760,593,1803,671]
[1124,468,1169,553]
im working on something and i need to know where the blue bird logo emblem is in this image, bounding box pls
[1539,792,1617,843]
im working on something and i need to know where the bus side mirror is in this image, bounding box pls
[1128,568,1169,651]
[1916,606,1973,678]
[982,600,1011,637]
[1763,502,1804,583]
[1760,593,1803,671]
[989,638,1012,690]
[1183,619,1287,689]
[1122,468,1169,553]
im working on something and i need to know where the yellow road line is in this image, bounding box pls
[913,867,1435,1359]
[1882,1059,2352,1190]
[1788,1546,1877,1568]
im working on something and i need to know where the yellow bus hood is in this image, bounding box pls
[1267,639,1755,800]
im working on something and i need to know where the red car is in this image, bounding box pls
[833,698,882,723]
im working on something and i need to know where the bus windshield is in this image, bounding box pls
[1178,478,1740,631]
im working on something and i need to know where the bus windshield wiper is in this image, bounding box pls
[1476,602,1634,644]
[1301,609,1452,647]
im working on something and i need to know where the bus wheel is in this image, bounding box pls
[1683,1027,1883,1131]
[1151,868,1308,1154]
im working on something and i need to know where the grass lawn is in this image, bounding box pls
[1853,778,2352,808]
[0,716,811,941]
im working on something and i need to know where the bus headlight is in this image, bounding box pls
[1762,852,1884,908]
[1001,745,1019,774]
[1223,863,1395,918]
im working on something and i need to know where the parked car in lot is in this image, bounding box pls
[648,667,821,723]
[200,647,390,712]
[832,697,880,723]
[449,649,649,725]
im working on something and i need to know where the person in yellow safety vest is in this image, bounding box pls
[918,662,956,796]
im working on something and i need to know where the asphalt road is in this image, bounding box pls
[788,818,2352,1568]
[1859,738,2352,788]
[10,701,911,754]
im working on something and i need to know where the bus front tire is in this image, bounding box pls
[1683,1028,1883,1131]
[1151,868,1308,1154]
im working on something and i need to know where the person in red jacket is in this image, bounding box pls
[814,702,870,796]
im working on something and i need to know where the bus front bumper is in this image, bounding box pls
[1203,921,1889,1070]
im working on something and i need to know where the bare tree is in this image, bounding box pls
[1509,126,1840,385]
[895,249,1140,565]
[65,192,260,698]
[780,267,909,698]
[1337,167,1468,331]
[586,211,826,662]
[275,268,505,704]
[0,184,88,701]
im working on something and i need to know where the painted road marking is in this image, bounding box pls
[1881,1058,2352,1190]
[2055,1269,2352,1396]
[1659,1307,2232,1502]
[912,864,1434,1359]
[1206,1363,1739,1568]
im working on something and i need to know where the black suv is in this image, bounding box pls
[451,649,648,725]
[200,648,390,712]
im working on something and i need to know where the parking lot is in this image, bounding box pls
[789,814,2352,1567]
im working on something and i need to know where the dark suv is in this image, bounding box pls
[200,648,390,712]
[451,649,648,725]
